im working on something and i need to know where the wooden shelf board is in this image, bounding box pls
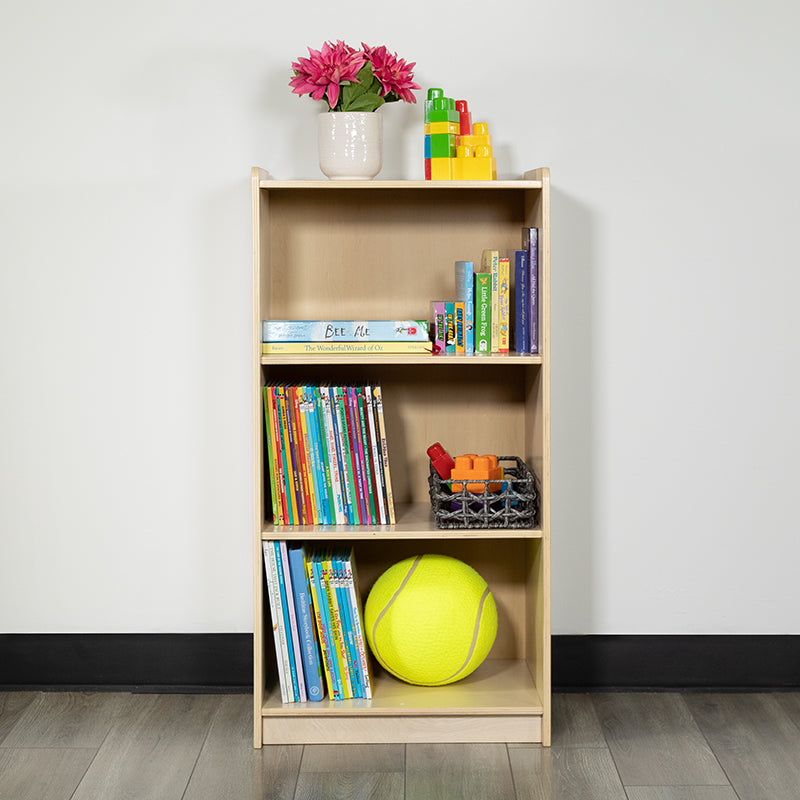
[261,353,543,366]
[261,659,542,717]
[259,179,543,191]
[261,503,544,540]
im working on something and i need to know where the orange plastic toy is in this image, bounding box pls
[450,454,503,493]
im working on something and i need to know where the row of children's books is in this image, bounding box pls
[263,541,372,703]
[430,227,539,355]
[263,383,396,526]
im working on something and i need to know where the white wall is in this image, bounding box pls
[1,0,798,634]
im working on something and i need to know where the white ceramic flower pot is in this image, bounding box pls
[318,112,382,180]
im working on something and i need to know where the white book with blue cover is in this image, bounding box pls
[455,261,474,355]
[262,320,429,342]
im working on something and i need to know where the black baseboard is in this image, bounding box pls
[1,633,798,691]
[0,634,252,691]
[552,634,800,690]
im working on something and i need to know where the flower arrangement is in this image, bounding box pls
[290,41,420,112]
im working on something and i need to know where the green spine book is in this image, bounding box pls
[474,272,492,355]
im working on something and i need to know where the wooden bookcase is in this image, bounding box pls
[251,168,551,747]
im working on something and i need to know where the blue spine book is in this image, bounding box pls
[287,544,325,701]
[262,320,429,342]
[522,227,539,354]
[312,551,343,699]
[513,250,530,354]
[274,542,300,702]
[334,548,363,698]
[455,261,474,355]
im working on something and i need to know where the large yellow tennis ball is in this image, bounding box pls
[364,554,497,686]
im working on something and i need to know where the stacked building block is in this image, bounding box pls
[424,88,497,181]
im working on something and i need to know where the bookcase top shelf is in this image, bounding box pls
[256,178,545,191]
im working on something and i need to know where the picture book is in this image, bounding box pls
[481,249,500,352]
[372,385,396,523]
[429,301,446,354]
[455,260,474,355]
[512,249,530,354]
[445,302,456,354]
[455,302,465,354]
[498,256,510,354]
[474,272,492,355]
[278,540,306,702]
[262,541,292,703]
[262,341,431,355]
[522,227,539,354]
[262,319,430,342]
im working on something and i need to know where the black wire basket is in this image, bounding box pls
[428,456,539,529]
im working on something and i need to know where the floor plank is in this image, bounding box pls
[0,691,130,749]
[405,743,515,800]
[592,693,727,786]
[0,692,39,744]
[183,694,302,800]
[509,746,628,800]
[625,788,739,800]
[301,743,405,772]
[549,693,607,748]
[0,747,97,800]
[685,692,800,800]
[69,694,218,800]
[293,771,405,800]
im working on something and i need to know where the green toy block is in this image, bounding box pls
[426,108,461,123]
[426,133,456,158]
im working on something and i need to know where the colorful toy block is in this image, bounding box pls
[424,88,498,181]
[450,454,503,493]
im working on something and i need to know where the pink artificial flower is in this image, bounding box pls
[290,40,365,110]
[361,43,421,104]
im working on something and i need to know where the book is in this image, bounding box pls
[278,541,306,702]
[372,385,396,523]
[482,249,500,352]
[455,302,465,354]
[512,249,530,354]
[287,544,325,700]
[333,386,360,525]
[307,550,341,699]
[262,341,431,355]
[429,301,446,354]
[364,385,387,525]
[263,387,283,524]
[522,227,539,354]
[356,386,378,525]
[262,319,429,342]
[455,260,474,355]
[343,548,373,699]
[262,541,292,703]
[498,256,510,354]
[445,302,456,354]
[345,386,369,525]
[474,272,492,355]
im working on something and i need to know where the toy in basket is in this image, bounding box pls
[427,443,539,529]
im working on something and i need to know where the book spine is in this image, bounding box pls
[288,386,314,524]
[262,341,431,355]
[334,549,362,698]
[364,385,387,525]
[356,387,378,525]
[513,249,530,354]
[279,540,307,702]
[331,386,356,525]
[523,227,539,354]
[287,544,325,700]
[263,387,282,524]
[320,388,347,524]
[455,260,474,355]
[373,385,396,524]
[345,550,372,699]
[311,387,335,525]
[307,550,340,699]
[455,302,465,354]
[498,256,510,354]
[262,320,430,342]
[474,272,492,355]
[276,386,300,524]
[344,387,368,525]
[445,302,456,354]
[322,550,352,698]
[429,301,446,354]
[274,542,300,702]
[482,249,500,352]
[262,541,290,703]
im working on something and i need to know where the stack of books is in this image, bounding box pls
[429,227,540,355]
[263,383,395,526]
[262,320,431,355]
[263,541,372,703]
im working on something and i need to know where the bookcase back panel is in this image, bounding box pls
[265,189,532,321]
[263,363,540,506]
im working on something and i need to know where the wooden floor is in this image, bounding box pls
[2,691,800,799]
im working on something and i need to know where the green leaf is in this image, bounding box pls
[344,93,385,112]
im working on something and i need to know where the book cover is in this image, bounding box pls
[429,301,446,354]
[445,302,456,354]
[481,249,500,352]
[262,541,290,703]
[474,272,492,355]
[455,260,474,355]
[262,319,429,343]
[262,341,431,355]
[333,548,362,698]
[279,540,307,702]
[522,227,539,354]
[372,385,396,523]
[455,302,465,354]
[512,249,530,354]
[287,544,325,700]
[498,256,510,354]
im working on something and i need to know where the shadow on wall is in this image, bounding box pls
[550,187,597,634]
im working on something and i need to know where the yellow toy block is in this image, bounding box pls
[453,145,496,181]
[424,121,460,135]
[429,157,454,180]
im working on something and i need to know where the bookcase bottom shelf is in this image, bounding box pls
[260,658,545,745]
